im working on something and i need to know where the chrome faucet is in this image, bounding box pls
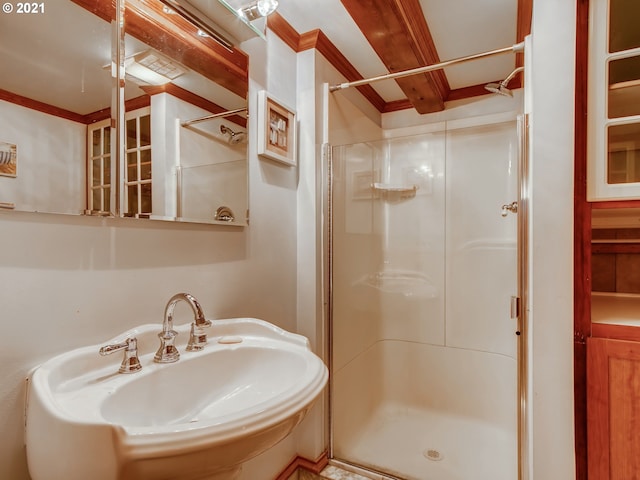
[99,337,142,374]
[154,293,211,363]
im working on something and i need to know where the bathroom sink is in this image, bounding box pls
[25,318,328,480]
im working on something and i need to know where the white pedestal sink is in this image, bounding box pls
[25,318,328,480]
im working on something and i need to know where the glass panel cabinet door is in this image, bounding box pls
[589,0,640,200]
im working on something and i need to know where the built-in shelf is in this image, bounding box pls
[371,182,418,200]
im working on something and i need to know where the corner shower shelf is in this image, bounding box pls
[372,183,418,200]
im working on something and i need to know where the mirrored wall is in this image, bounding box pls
[0,0,250,225]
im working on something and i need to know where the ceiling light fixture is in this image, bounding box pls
[237,0,278,21]
[118,50,187,87]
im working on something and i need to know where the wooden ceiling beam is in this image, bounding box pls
[340,0,445,113]
[268,13,388,112]
[271,2,534,114]
[514,0,533,89]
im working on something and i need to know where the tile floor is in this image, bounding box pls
[297,464,386,480]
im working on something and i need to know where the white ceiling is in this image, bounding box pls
[0,0,245,115]
[0,0,520,115]
[275,0,519,101]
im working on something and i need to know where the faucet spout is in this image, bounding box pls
[164,292,211,332]
[154,292,211,363]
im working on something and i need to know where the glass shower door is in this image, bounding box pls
[330,118,519,480]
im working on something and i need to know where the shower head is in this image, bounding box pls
[220,124,247,145]
[485,81,513,97]
[484,66,525,97]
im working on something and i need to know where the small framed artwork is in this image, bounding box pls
[257,90,297,166]
[0,142,17,177]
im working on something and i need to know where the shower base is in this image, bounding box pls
[335,403,516,480]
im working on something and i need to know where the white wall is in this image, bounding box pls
[151,93,248,222]
[0,34,300,480]
[0,1,579,477]
[0,101,86,214]
[528,0,577,478]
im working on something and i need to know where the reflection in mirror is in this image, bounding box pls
[123,0,249,224]
[591,208,640,325]
[0,0,249,225]
[0,0,112,215]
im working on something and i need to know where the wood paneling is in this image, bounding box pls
[593,323,640,343]
[588,337,640,480]
[574,0,591,478]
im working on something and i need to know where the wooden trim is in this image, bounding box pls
[267,12,301,52]
[592,243,640,254]
[83,95,151,124]
[515,0,533,71]
[272,452,329,480]
[574,340,588,480]
[586,337,610,480]
[0,89,87,124]
[383,99,414,113]
[592,200,640,209]
[294,29,387,113]
[592,323,640,342]
[142,84,247,128]
[574,1,590,479]
[70,0,248,99]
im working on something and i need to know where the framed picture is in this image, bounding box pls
[257,90,297,166]
[0,142,17,177]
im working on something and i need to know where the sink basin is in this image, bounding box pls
[25,318,328,480]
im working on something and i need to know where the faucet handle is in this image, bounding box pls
[154,329,180,363]
[186,321,210,351]
[99,337,142,374]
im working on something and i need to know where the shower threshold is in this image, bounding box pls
[332,403,516,480]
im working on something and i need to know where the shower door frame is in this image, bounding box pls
[323,113,532,480]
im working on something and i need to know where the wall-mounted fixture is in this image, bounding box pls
[158,0,275,49]
[237,0,278,21]
[220,125,247,144]
[485,66,525,97]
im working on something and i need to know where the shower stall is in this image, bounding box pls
[327,114,526,480]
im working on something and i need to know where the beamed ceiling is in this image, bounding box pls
[0,0,531,119]
[270,0,532,114]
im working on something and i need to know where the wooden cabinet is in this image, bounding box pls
[588,336,640,479]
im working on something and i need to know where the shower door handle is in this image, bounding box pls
[510,295,520,319]
[501,201,518,217]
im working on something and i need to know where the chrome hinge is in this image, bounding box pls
[510,295,520,319]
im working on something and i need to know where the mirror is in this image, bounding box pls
[591,208,640,324]
[0,0,249,225]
